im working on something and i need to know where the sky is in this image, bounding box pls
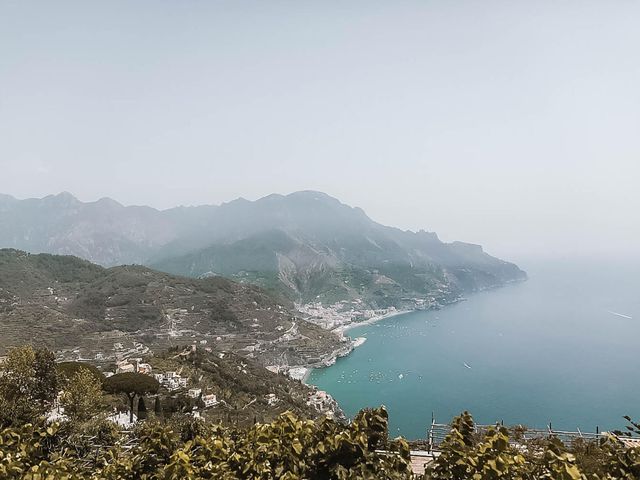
[1,1,639,261]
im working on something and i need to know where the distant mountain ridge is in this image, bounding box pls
[0,192,199,266]
[0,191,526,308]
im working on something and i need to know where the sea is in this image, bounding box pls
[308,258,640,439]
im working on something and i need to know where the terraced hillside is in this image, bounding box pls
[147,348,343,425]
[0,249,345,366]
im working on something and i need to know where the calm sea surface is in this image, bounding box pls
[308,259,640,439]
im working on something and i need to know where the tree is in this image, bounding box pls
[104,373,159,424]
[0,345,58,426]
[57,361,105,387]
[2,408,640,478]
[138,396,148,420]
[33,347,58,411]
[60,368,104,423]
[154,396,162,418]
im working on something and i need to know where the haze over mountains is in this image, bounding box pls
[0,191,526,308]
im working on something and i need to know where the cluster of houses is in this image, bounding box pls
[306,388,337,418]
[112,358,218,407]
[114,357,152,375]
[298,301,402,330]
[153,370,188,391]
[187,388,218,407]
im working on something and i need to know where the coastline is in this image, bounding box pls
[334,308,414,334]
[297,284,525,421]
[299,308,417,385]
[293,267,640,437]
[301,295,472,384]
[288,366,313,383]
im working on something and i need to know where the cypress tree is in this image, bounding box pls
[138,397,147,420]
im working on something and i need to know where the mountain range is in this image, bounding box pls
[0,191,526,309]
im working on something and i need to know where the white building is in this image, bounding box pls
[166,378,180,391]
[116,362,135,374]
[153,371,189,391]
[202,394,218,407]
[188,388,202,399]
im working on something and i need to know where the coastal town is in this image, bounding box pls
[297,297,443,331]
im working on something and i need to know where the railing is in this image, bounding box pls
[427,414,607,452]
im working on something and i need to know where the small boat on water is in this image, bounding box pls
[463,362,472,369]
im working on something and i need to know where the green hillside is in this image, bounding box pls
[0,249,343,367]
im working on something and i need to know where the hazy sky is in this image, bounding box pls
[1,1,639,261]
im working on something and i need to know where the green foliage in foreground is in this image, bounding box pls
[425,412,640,480]
[1,346,639,479]
[1,409,640,479]
[0,345,58,428]
[0,408,414,479]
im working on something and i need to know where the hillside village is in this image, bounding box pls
[102,345,341,425]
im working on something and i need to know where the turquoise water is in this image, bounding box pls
[308,259,640,439]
